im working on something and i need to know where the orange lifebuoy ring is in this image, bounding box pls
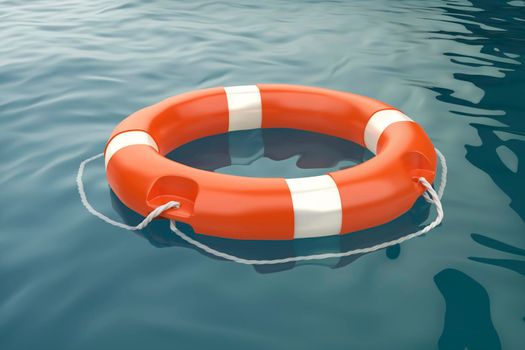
[105,84,436,240]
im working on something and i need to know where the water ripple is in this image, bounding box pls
[1,0,524,349]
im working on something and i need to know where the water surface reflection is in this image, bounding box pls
[427,0,524,219]
[435,268,501,350]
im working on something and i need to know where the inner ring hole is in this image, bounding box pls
[167,128,373,178]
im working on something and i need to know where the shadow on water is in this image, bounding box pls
[428,3,525,346]
[426,0,525,220]
[434,268,501,350]
[110,128,434,273]
[469,233,525,277]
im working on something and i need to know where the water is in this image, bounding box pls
[1,0,524,349]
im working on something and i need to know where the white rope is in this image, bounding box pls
[423,148,447,202]
[77,148,446,264]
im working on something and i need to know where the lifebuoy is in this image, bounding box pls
[105,85,436,240]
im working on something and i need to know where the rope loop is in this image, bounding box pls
[77,149,447,265]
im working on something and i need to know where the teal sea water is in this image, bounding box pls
[1,0,524,349]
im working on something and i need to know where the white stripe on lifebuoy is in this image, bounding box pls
[285,175,342,238]
[105,131,158,168]
[364,109,413,154]
[224,85,262,132]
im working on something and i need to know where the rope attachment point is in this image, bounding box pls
[76,152,180,231]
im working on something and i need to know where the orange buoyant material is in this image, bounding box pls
[105,85,436,240]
